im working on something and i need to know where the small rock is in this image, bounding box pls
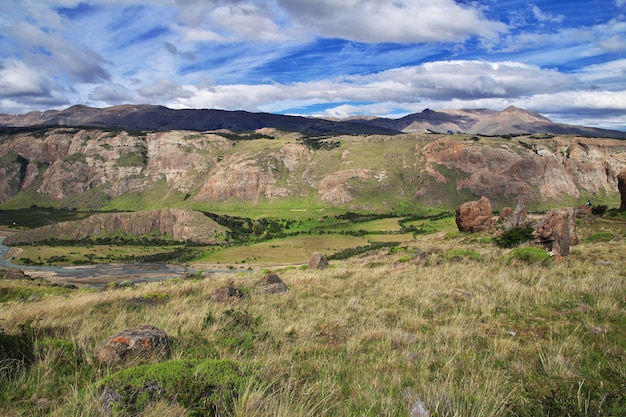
[308,252,329,270]
[95,324,170,366]
[258,273,289,294]
[209,286,243,302]
[410,398,430,417]
[589,326,607,335]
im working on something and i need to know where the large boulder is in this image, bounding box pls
[455,196,494,233]
[618,169,626,212]
[308,252,329,270]
[533,207,578,257]
[95,325,170,366]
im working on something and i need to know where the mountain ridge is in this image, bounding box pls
[1,104,625,139]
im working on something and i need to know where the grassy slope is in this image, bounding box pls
[1,214,625,416]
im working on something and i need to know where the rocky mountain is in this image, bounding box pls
[1,104,625,138]
[0,104,398,135]
[350,106,626,139]
[1,126,625,211]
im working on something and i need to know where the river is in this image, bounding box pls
[0,237,226,287]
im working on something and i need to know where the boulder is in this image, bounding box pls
[258,273,289,294]
[95,325,170,366]
[308,252,329,270]
[209,286,244,302]
[618,169,626,212]
[532,207,578,257]
[455,196,494,233]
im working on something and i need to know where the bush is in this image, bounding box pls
[494,227,534,248]
[591,205,608,216]
[97,359,246,416]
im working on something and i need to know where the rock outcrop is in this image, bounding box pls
[95,325,170,366]
[3,208,225,245]
[455,196,494,233]
[533,207,578,257]
[618,170,626,211]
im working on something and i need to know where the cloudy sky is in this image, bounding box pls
[1,0,625,130]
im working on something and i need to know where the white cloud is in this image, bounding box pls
[0,59,52,97]
[276,0,507,43]
[530,5,564,23]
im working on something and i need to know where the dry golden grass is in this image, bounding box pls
[1,224,625,416]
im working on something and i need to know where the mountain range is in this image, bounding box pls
[1,104,625,139]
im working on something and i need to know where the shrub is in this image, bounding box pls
[591,205,608,216]
[494,227,534,248]
[97,359,246,416]
[509,247,551,263]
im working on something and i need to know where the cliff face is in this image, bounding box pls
[415,137,626,205]
[3,208,226,245]
[1,127,625,210]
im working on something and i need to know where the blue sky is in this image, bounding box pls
[1,0,625,130]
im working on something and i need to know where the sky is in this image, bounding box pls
[1,0,625,130]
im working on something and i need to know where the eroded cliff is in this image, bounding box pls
[1,127,625,210]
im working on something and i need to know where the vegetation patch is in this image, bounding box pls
[585,231,616,242]
[443,249,481,261]
[97,359,246,416]
[509,246,551,263]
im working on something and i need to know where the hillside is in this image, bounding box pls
[2,208,226,246]
[1,127,625,212]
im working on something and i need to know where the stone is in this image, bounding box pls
[455,196,494,233]
[618,169,626,212]
[533,207,578,257]
[95,325,170,366]
[258,273,288,294]
[576,204,592,217]
[498,206,514,222]
[209,286,244,302]
[410,399,430,417]
[308,252,329,270]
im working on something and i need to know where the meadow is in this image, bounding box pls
[1,210,625,416]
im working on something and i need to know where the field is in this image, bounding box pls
[1,211,625,416]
